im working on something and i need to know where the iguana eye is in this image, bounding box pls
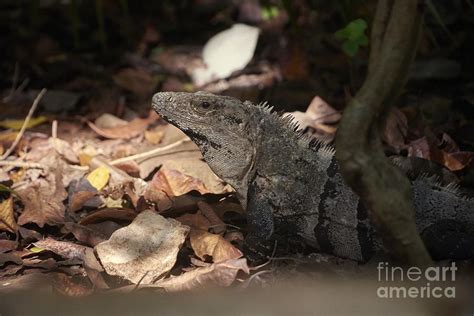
[201,101,211,109]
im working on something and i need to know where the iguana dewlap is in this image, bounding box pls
[152,91,474,261]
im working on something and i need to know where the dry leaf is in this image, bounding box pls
[52,273,93,297]
[155,258,249,292]
[79,207,138,225]
[285,96,340,141]
[94,113,128,128]
[175,211,211,231]
[87,114,157,140]
[442,152,474,171]
[197,201,226,234]
[61,222,108,247]
[190,230,242,263]
[0,239,19,252]
[0,196,18,233]
[145,126,165,145]
[0,116,47,130]
[149,166,211,196]
[95,210,189,284]
[34,238,89,260]
[0,252,23,266]
[87,166,110,190]
[49,137,79,164]
[17,169,67,227]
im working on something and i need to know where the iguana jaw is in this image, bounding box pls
[152,91,258,209]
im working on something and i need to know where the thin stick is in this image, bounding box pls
[0,161,45,169]
[1,88,47,160]
[109,138,191,165]
[51,120,58,139]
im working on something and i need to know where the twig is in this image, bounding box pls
[109,138,191,165]
[52,120,58,139]
[1,88,47,160]
[0,160,46,169]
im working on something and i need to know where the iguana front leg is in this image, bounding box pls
[243,176,275,262]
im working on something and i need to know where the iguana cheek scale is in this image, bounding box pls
[152,91,474,261]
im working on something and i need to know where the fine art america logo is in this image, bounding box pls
[377,262,457,299]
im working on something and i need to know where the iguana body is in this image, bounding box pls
[152,91,474,261]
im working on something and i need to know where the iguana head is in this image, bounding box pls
[152,91,258,207]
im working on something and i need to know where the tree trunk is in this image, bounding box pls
[335,0,432,267]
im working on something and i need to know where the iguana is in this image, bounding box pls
[152,91,474,262]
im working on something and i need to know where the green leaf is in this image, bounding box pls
[334,18,368,57]
[342,41,359,57]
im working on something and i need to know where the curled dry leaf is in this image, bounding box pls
[87,113,157,140]
[95,210,189,284]
[197,201,226,234]
[0,252,23,266]
[175,211,211,231]
[62,222,108,247]
[52,273,94,297]
[149,166,211,196]
[17,169,67,227]
[145,158,232,206]
[284,96,340,141]
[154,258,249,292]
[0,239,19,252]
[34,238,90,260]
[407,136,474,171]
[144,126,165,145]
[0,196,18,233]
[49,137,79,164]
[190,230,242,263]
[79,207,138,225]
[68,178,101,212]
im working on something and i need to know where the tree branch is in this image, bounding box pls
[336,0,432,267]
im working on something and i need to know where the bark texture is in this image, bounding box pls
[335,0,432,267]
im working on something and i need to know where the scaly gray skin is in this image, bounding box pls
[152,91,474,261]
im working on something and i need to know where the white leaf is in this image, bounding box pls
[202,24,260,79]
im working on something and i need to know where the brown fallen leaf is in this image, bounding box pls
[61,222,108,247]
[87,113,157,140]
[83,247,109,290]
[53,273,94,297]
[17,169,67,227]
[34,238,89,260]
[145,126,165,145]
[0,239,19,252]
[149,166,210,196]
[284,96,340,141]
[0,252,23,266]
[442,151,474,171]
[79,207,138,225]
[0,196,18,233]
[175,211,211,231]
[190,230,242,263]
[407,136,474,171]
[154,258,249,292]
[197,201,226,234]
[49,137,79,164]
[22,257,58,270]
[95,210,189,284]
[68,178,101,212]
